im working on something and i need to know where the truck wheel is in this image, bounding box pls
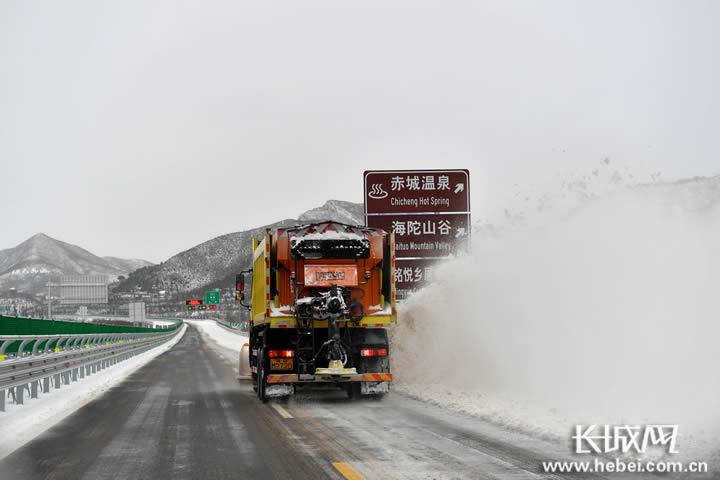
[251,357,258,392]
[346,383,360,399]
[257,350,268,403]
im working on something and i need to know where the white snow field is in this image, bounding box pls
[0,324,187,460]
[392,175,720,465]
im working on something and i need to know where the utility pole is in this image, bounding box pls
[46,281,55,320]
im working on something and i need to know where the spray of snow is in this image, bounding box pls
[392,175,720,461]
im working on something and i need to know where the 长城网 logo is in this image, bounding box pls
[573,425,679,454]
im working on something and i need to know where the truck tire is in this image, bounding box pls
[346,383,360,399]
[257,349,268,403]
[251,350,258,392]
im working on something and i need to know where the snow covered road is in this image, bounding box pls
[0,321,674,479]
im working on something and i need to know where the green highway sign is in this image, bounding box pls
[205,290,220,306]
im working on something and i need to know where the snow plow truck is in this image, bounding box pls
[236,222,396,402]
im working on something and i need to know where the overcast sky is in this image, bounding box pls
[2,0,718,262]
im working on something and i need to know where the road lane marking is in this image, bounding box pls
[271,403,293,419]
[332,462,364,480]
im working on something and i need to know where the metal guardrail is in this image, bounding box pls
[0,315,180,341]
[215,318,245,331]
[0,328,182,412]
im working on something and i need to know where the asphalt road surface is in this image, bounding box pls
[0,325,610,480]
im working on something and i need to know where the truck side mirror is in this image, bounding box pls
[235,274,246,303]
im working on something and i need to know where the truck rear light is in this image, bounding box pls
[268,349,294,358]
[360,347,388,357]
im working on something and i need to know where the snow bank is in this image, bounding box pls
[0,325,187,460]
[185,320,248,353]
[392,176,720,462]
[185,320,250,375]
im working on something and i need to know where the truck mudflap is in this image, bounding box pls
[266,373,393,384]
[361,381,389,395]
[265,384,294,398]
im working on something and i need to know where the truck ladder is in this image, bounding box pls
[296,319,316,377]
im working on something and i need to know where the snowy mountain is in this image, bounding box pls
[115,200,364,295]
[0,233,154,295]
[298,200,364,225]
[102,256,154,273]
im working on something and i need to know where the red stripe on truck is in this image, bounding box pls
[361,373,392,382]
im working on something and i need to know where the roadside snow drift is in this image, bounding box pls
[185,320,248,352]
[185,320,249,374]
[392,176,720,461]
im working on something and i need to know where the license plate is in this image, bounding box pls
[270,358,293,370]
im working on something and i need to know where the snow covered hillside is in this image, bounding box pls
[298,200,363,225]
[115,200,362,296]
[0,233,153,295]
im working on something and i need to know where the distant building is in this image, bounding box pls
[55,275,109,305]
[128,302,147,324]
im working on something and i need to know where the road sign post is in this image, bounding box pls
[186,299,203,311]
[364,169,470,298]
[205,289,220,306]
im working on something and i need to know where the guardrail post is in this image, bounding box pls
[17,340,30,358]
[0,339,12,358]
[31,339,43,356]
[43,377,50,392]
[0,389,5,412]
[31,381,38,398]
[54,373,62,388]
[16,384,25,405]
